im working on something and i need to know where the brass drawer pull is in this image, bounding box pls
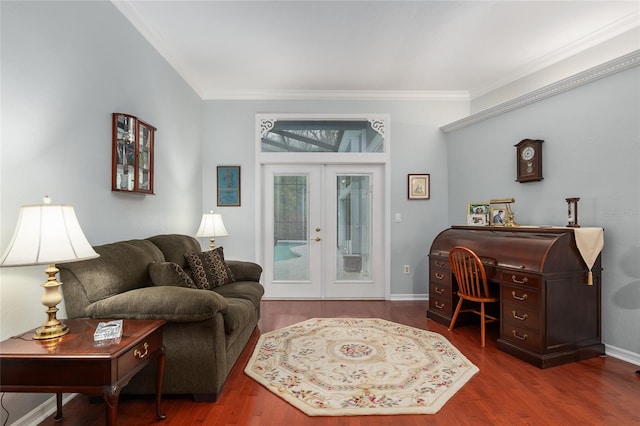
[134,342,149,360]
[435,273,445,280]
[512,330,528,341]
[512,310,528,321]
[511,291,528,301]
[435,261,445,267]
[434,286,445,295]
[511,275,528,284]
[434,301,445,309]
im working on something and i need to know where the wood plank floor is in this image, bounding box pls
[39,301,640,426]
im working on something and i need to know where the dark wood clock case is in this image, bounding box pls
[515,138,543,182]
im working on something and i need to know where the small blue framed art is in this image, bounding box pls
[217,166,241,206]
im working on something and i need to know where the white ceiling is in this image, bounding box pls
[114,1,640,100]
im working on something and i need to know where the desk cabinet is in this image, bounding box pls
[428,226,604,368]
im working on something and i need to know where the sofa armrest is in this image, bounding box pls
[84,286,229,322]
[226,260,262,282]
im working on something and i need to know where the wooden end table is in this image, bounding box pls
[0,318,167,425]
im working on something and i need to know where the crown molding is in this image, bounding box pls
[470,11,640,99]
[202,90,469,101]
[440,50,640,133]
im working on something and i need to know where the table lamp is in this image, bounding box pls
[195,211,229,250]
[0,196,99,339]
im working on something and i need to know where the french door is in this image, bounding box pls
[262,164,384,299]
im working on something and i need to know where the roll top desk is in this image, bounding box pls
[428,226,604,368]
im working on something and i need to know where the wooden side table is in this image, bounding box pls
[0,319,167,425]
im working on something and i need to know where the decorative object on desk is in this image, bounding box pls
[245,318,478,416]
[467,202,489,225]
[574,227,604,286]
[566,197,580,227]
[489,198,518,227]
[490,207,506,225]
[0,196,99,340]
[217,165,241,206]
[195,211,229,249]
[408,173,430,199]
[112,113,156,194]
[515,139,543,182]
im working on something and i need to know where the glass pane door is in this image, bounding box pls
[336,174,371,281]
[273,174,309,281]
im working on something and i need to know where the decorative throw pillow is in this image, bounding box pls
[184,247,236,289]
[149,262,197,289]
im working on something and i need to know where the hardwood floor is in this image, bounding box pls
[38,301,639,426]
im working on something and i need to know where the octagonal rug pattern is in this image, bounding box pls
[244,318,478,416]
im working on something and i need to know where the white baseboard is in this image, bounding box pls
[11,393,77,426]
[605,344,640,367]
[388,294,428,301]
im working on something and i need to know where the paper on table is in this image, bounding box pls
[573,227,604,285]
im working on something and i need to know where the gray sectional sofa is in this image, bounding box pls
[58,234,264,401]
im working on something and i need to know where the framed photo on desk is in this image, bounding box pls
[467,202,489,226]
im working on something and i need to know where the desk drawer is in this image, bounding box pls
[502,271,540,289]
[502,305,540,331]
[430,266,451,286]
[501,323,542,351]
[428,296,452,316]
[430,256,450,271]
[501,284,539,310]
[117,329,162,382]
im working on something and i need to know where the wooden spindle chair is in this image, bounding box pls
[448,246,500,347]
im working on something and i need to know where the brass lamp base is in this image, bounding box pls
[34,321,69,340]
[33,264,70,340]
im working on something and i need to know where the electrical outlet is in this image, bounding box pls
[403,265,410,274]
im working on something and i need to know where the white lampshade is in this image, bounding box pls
[195,212,229,238]
[195,211,228,250]
[0,198,99,267]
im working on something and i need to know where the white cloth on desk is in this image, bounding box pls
[574,227,604,285]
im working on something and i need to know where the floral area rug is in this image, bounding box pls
[244,318,478,416]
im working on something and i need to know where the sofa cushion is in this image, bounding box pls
[59,239,165,304]
[212,281,264,309]
[85,286,229,322]
[222,298,255,334]
[147,234,202,269]
[226,260,263,282]
[149,262,197,289]
[185,247,236,289]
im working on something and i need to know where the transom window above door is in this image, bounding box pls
[259,117,386,153]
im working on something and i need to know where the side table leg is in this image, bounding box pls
[54,393,63,421]
[156,345,167,420]
[102,385,121,426]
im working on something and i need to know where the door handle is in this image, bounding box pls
[314,237,321,242]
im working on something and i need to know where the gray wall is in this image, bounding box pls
[0,2,202,423]
[203,99,467,296]
[445,65,640,356]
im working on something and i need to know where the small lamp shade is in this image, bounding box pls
[0,197,99,340]
[195,211,228,249]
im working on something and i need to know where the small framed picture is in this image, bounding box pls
[467,202,489,226]
[408,174,430,200]
[217,166,241,206]
[490,207,506,225]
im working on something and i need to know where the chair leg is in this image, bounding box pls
[449,298,464,331]
[480,302,486,347]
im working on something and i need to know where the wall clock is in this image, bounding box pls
[515,139,543,182]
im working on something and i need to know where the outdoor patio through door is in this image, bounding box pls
[262,164,384,299]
